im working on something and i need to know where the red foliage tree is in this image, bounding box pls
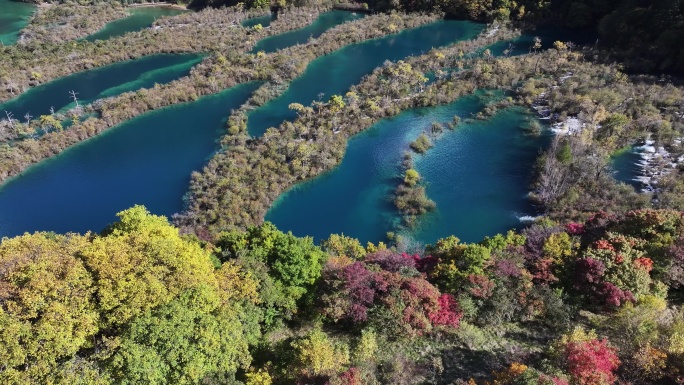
[574,257,605,285]
[530,257,558,284]
[566,222,586,235]
[428,293,462,328]
[339,261,384,322]
[563,339,620,385]
[337,367,360,385]
[634,257,653,272]
[595,282,635,309]
[467,273,495,299]
[319,252,461,336]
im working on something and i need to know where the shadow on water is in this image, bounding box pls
[241,13,276,28]
[251,10,364,54]
[247,20,485,137]
[489,25,598,57]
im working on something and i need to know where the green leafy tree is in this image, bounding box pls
[404,168,420,187]
[428,237,492,293]
[218,222,326,323]
[322,234,367,260]
[39,114,63,133]
[106,285,254,384]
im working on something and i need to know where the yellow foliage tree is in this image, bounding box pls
[353,328,378,364]
[80,205,217,327]
[246,368,273,385]
[543,232,574,263]
[0,233,99,383]
[292,328,350,377]
[485,362,528,385]
[322,234,367,260]
[216,260,260,304]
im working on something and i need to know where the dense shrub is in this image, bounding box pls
[319,251,462,336]
[563,339,620,385]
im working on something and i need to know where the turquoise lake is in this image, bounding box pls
[247,20,484,137]
[251,10,364,53]
[0,82,260,237]
[0,0,35,45]
[85,6,186,42]
[266,96,548,244]
[0,54,203,118]
[0,21,484,237]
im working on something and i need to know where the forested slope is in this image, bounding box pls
[1,206,684,384]
[1,1,684,384]
[11,0,684,74]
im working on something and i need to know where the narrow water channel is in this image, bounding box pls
[266,95,548,244]
[0,54,203,119]
[0,0,35,45]
[85,6,187,42]
[251,10,364,53]
[247,20,484,137]
[0,82,260,236]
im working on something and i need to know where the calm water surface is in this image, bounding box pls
[85,6,186,42]
[251,10,364,53]
[247,20,485,137]
[266,95,548,244]
[0,82,260,236]
[0,0,35,45]
[0,54,203,118]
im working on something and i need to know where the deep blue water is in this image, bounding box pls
[247,20,485,137]
[412,107,548,243]
[0,82,260,236]
[251,10,364,53]
[0,21,579,242]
